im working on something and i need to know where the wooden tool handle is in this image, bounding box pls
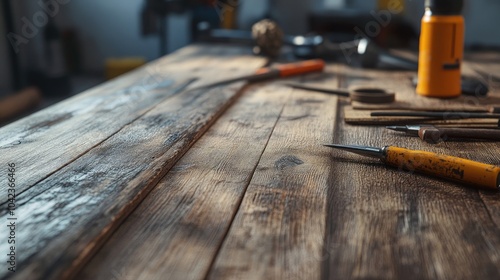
[385,146,500,190]
[0,87,42,122]
[419,127,500,143]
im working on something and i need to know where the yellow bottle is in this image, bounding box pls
[417,0,464,98]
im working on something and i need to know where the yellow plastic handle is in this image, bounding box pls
[385,146,500,190]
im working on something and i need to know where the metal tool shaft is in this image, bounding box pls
[387,125,500,143]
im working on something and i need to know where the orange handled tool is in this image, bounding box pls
[325,144,500,190]
[191,59,325,91]
[254,59,325,78]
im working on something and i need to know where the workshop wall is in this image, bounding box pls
[237,0,267,30]
[55,0,499,54]
[350,0,500,46]
[405,0,500,47]
[3,0,499,85]
[238,0,348,34]
[0,4,12,95]
[269,0,313,34]
[239,0,500,47]
[19,0,190,73]
[462,0,500,47]
[346,0,376,11]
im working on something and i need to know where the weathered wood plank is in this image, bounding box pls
[1,84,242,280]
[462,53,500,273]
[329,53,500,279]
[2,48,497,280]
[326,93,500,278]
[76,83,293,280]
[465,58,500,203]
[0,44,263,204]
[309,57,500,279]
[208,87,338,279]
[0,51,266,279]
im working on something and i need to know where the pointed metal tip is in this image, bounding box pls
[386,126,406,132]
[324,144,385,159]
[323,144,349,149]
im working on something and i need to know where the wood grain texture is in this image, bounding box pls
[77,83,293,280]
[208,86,338,280]
[0,46,266,280]
[1,83,244,280]
[0,44,262,205]
[463,52,500,278]
[326,100,500,278]
[2,47,498,280]
[338,56,500,276]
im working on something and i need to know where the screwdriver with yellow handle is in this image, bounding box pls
[189,59,326,91]
[325,144,500,190]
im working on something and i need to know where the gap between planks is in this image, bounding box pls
[0,44,265,206]
[0,51,266,279]
[203,86,290,280]
[324,61,500,279]
[77,83,295,280]
[207,87,338,279]
[78,69,340,280]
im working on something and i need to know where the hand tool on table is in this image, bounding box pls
[387,125,500,143]
[324,144,500,190]
[189,59,326,91]
[284,82,395,104]
[371,111,500,120]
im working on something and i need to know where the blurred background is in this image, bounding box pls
[1,0,499,125]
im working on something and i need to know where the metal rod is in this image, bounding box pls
[372,111,500,119]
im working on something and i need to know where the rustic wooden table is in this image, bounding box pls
[1,44,500,280]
